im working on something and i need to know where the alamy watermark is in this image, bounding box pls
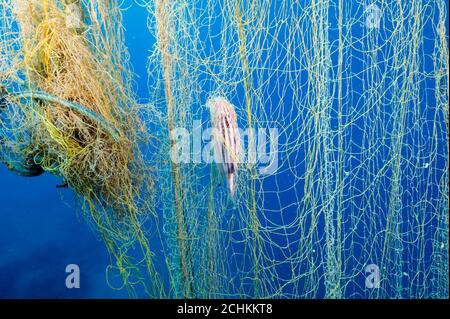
[170,120,279,175]
[65,264,80,289]
[365,3,382,29]
[365,263,380,289]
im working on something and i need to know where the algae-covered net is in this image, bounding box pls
[145,0,449,298]
[0,0,164,297]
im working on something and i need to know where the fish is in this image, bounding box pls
[206,96,241,198]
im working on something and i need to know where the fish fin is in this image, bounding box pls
[228,192,237,208]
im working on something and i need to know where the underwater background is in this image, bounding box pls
[0,0,448,299]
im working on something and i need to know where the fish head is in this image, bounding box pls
[206,96,230,120]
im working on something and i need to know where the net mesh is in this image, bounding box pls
[144,0,449,298]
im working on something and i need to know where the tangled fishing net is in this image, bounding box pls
[1,0,448,299]
[1,0,163,297]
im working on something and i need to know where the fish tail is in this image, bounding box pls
[227,174,237,207]
[227,174,234,195]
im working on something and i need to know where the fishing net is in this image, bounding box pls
[0,0,448,299]
[0,0,165,297]
[144,0,449,298]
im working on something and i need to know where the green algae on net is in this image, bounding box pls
[0,0,449,299]
[1,0,164,298]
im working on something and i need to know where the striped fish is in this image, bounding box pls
[206,96,241,197]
